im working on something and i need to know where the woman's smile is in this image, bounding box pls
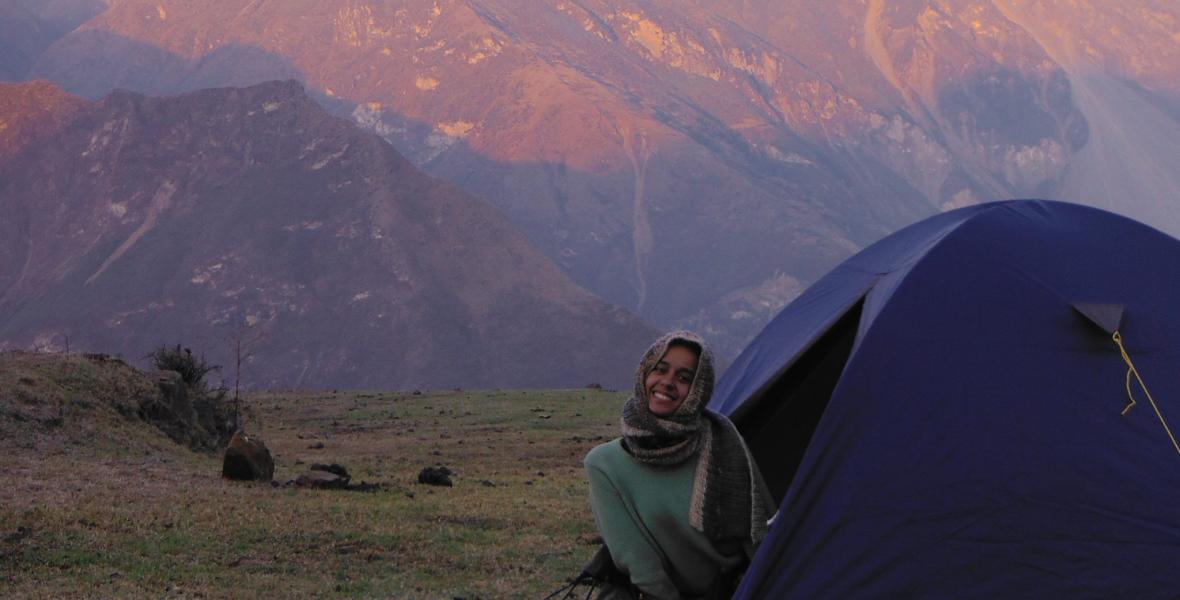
[645,345,699,416]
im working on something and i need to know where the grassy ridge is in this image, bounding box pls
[1,375,625,598]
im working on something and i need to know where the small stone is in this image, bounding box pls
[310,463,350,479]
[294,470,348,489]
[418,466,453,487]
[350,481,383,492]
[4,526,31,544]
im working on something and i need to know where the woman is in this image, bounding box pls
[584,331,774,599]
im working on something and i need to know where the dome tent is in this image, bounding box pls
[710,200,1180,598]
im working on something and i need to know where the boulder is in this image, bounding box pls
[295,470,348,489]
[222,431,274,481]
[418,466,453,487]
[311,463,350,479]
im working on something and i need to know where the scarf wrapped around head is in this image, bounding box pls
[620,330,774,550]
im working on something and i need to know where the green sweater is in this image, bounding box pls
[585,439,745,599]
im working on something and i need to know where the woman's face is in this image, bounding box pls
[645,344,700,416]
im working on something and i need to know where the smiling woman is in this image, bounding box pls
[583,331,774,599]
[644,344,698,416]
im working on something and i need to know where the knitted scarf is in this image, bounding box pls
[620,331,773,550]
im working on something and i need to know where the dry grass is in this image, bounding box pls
[0,353,624,598]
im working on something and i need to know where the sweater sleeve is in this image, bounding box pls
[586,462,681,600]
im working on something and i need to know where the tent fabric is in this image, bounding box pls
[1072,302,1125,335]
[710,200,1180,598]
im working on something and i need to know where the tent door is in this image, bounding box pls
[733,298,865,504]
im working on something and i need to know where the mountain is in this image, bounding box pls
[19,0,1180,356]
[0,79,88,162]
[0,80,657,389]
[0,0,106,81]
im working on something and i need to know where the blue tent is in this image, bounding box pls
[710,200,1180,598]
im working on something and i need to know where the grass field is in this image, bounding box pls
[0,355,625,599]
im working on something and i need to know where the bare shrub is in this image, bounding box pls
[149,344,220,392]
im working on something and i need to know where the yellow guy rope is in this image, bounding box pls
[1113,331,1180,456]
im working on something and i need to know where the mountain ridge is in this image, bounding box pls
[0,79,658,389]
[10,0,1180,356]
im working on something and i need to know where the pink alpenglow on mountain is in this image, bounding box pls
[0,80,656,389]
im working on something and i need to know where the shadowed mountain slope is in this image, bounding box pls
[0,80,656,389]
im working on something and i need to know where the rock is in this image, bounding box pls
[4,526,32,544]
[349,481,383,492]
[418,466,453,487]
[44,404,64,427]
[307,441,324,449]
[222,431,274,482]
[294,470,348,489]
[310,463,350,479]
